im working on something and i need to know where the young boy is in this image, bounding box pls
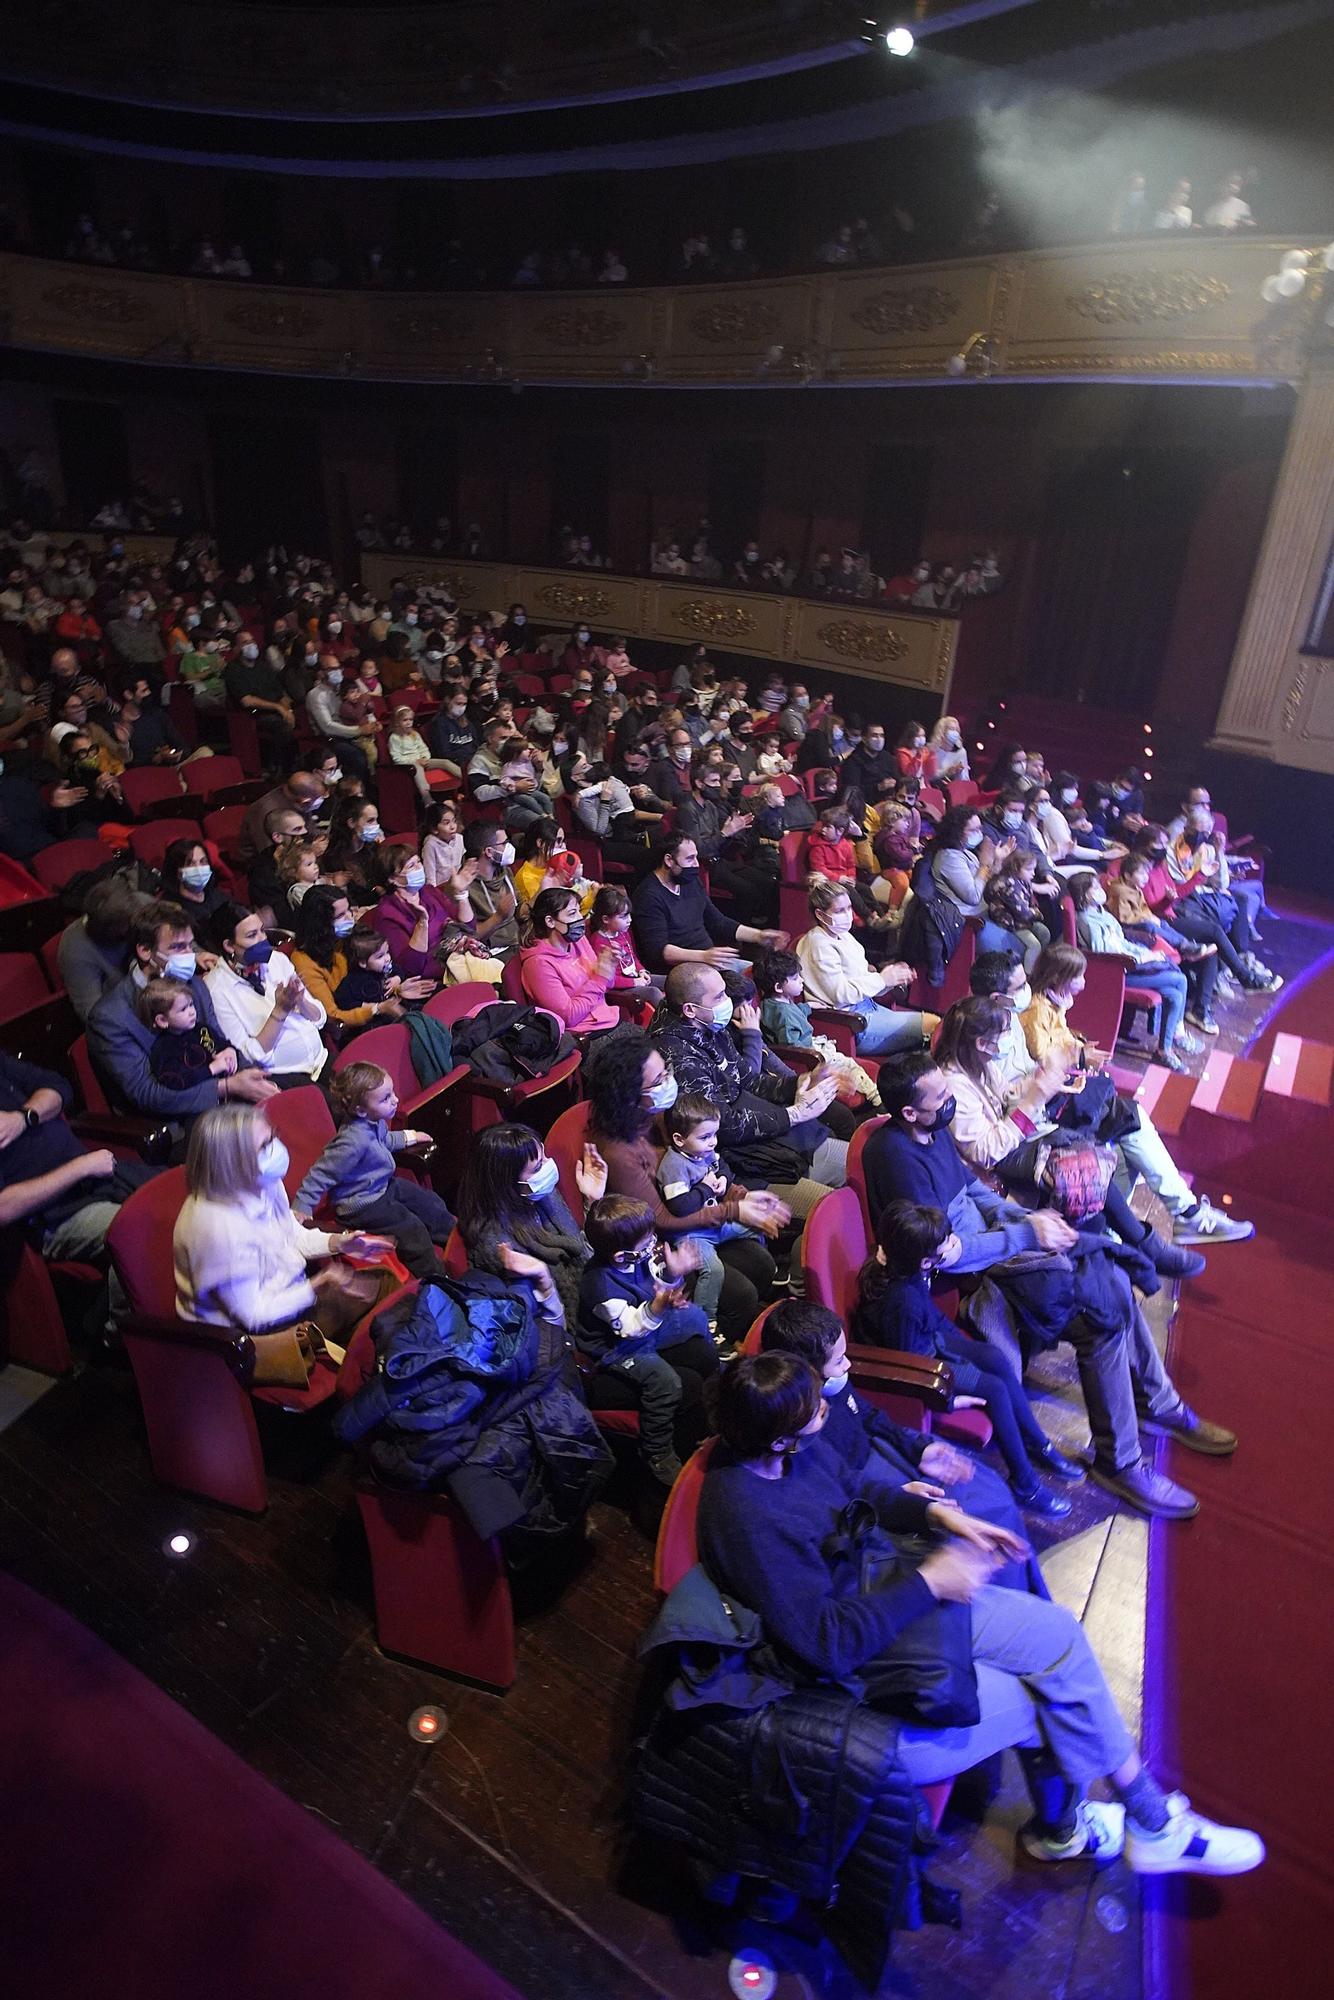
[805,808,879,924]
[333,928,397,1012]
[576,1196,717,1485]
[137,976,239,1091]
[292,1060,453,1283]
[655,1093,777,1328]
[753,950,881,1105]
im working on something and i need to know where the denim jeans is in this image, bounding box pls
[896,1585,1135,1794]
[41,1199,125,1323]
[1069,1297,1181,1472]
[852,1002,927,1058]
[1119,1110,1194,1215]
[1124,961,1188,1048]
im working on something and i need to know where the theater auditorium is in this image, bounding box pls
[0,5,1331,1997]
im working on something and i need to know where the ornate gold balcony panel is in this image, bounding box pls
[1,241,1319,388]
[359,557,957,698]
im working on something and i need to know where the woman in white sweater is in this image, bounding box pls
[173,1104,390,1339]
[794,881,933,1056]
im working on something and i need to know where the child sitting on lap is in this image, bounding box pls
[655,1093,778,1331]
[577,1196,718,1487]
[587,885,662,1008]
[137,976,238,1091]
[753,950,881,1105]
[292,1060,454,1283]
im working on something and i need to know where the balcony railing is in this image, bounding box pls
[1,237,1322,389]
[358,556,959,698]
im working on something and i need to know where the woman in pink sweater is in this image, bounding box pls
[518,886,620,1036]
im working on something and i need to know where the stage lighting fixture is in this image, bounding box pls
[885,26,915,56]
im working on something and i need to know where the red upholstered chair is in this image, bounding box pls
[425,986,583,1138]
[0,988,81,1071]
[0,952,51,1024]
[919,784,947,823]
[0,1228,100,1375]
[545,1098,593,1222]
[127,819,204,871]
[0,891,65,959]
[800,1186,867,1325]
[262,1084,337,1193]
[30,839,112,893]
[375,765,420,837]
[331,1024,469,1155]
[0,853,45,907]
[39,931,64,992]
[225,711,263,777]
[107,1168,345,1513]
[336,1304,516,1687]
[846,1114,887,1240]
[1068,953,1128,1052]
[119,766,186,816]
[946,779,979,809]
[777,831,810,938]
[202,804,247,859]
[184,755,246,800]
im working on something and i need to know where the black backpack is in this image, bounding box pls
[449,1000,575,1085]
[897,855,963,987]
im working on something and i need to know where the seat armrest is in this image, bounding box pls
[122,1311,257,1385]
[773,1043,821,1073]
[70,1111,173,1160]
[400,1064,471,1117]
[847,1341,954,1412]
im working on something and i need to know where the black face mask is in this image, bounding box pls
[1147,847,1167,865]
[913,1095,956,1133]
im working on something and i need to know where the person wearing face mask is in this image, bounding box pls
[856,1199,1082,1517]
[559,623,605,679]
[178,628,230,710]
[843,722,897,803]
[677,762,778,923]
[865,1052,1237,1520]
[650,963,848,1209]
[692,1352,1264,1878]
[518,888,622,1037]
[760,1299,1048,1594]
[224,629,294,761]
[291,885,431,1030]
[455,1120,609,1342]
[160,838,228,925]
[173,1104,394,1358]
[925,714,970,786]
[204,901,327,1086]
[631,833,785,974]
[925,806,1016,956]
[796,882,930,1056]
[456,819,518,958]
[305,655,374,780]
[1027,788,1114,876]
[107,594,166,669]
[367,847,455,978]
[429,687,480,776]
[894,721,930,782]
[87,899,279,1120]
[1066,872,1196,1068]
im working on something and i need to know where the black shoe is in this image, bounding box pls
[1140,1228,1206,1281]
[1027,1439,1086,1482]
[1014,1481,1074,1520]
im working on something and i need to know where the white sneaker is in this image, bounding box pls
[1173,1198,1255,1245]
[1124,1792,1265,1876]
[1021,1799,1125,1863]
[1174,1029,1204,1055]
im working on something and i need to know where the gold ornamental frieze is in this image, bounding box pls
[1067,272,1230,326]
[814,620,911,664]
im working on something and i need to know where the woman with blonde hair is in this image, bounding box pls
[173,1103,393,1376]
[926,713,970,786]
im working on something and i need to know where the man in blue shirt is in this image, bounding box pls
[864,1052,1236,1521]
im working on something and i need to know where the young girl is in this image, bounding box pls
[1067,871,1196,1069]
[388,702,456,800]
[421,798,465,889]
[985,848,1051,970]
[805,810,877,925]
[585,883,653,992]
[277,838,324,913]
[755,729,792,777]
[292,1061,454,1283]
[870,805,916,912]
[853,1199,1082,1519]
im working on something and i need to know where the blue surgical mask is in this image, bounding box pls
[358,823,384,844]
[333,915,355,937]
[523,1156,560,1201]
[964,830,984,850]
[180,863,212,890]
[711,996,734,1029]
[242,939,274,968]
[403,862,427,891]
[163,950,197,982]
[325,669,343,688]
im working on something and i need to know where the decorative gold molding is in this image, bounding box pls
[671,599,758,640]
[850,286,960,335]
[687,301,781,343]
[221,298,321,338]
[1281,665,1311,733]
[533,580,614,620]
[0,241,1310,389]
[1066,272,1230,326]
[41,281,150,324]
[531,308,624,347]
[815,619,910,664]
[362,556,956,697]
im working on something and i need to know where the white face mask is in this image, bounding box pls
[498,841,516,868]
[240,642,258,660]
[1011,982,1032,1013]
[645,1072,678,1112]
[257,1137,289,1182]
[523,1156,560,1201]
[325,669,343,688]
[826,909,855,934]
